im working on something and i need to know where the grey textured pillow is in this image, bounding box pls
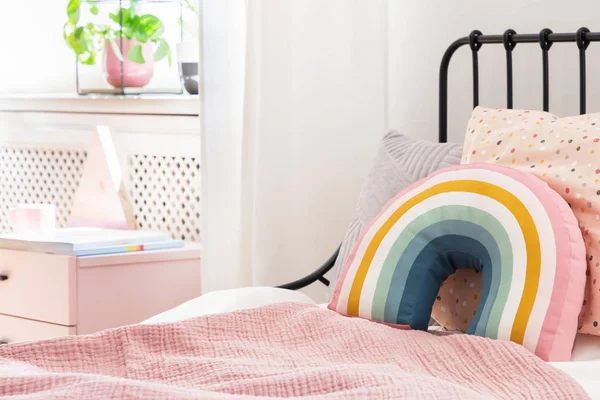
[329,131,463,295]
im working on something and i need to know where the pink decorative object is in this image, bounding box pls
[103,38,154,88]
[7,204,56,234]
[0,244,201,344]
[0,303,588,399]
[330,163,585,361]
[68,126,136,230]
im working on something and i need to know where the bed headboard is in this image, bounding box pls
[281,27,600,291]
[439,28,600,143]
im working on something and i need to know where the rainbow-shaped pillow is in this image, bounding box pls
[328,163,586,361]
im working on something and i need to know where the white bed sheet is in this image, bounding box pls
[144,287,600,398]
[142,286,315,324]
[551,361,600,399]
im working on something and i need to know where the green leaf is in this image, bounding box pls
[153,39,170,62]
[64,2,106,66]
[67,0,81,25]
[123,27,134,40]
[81,52,96,65]
[127,44,146,64]
[122,8,132,25]
[65,25,99,66]
[131,15,141,27]
[130,15,146,42]
[109,8,132,27]
[134,32,148,43]
[110,8,136,39]
[138,15,164,41]
[74,26,85,39]
[90,4,99,15]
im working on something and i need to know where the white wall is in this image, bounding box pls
[199,1,389,301]
[0,1,76,93]
[388,0,600,143]
[249,1,388,300]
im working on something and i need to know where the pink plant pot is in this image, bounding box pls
[103,39,154,88]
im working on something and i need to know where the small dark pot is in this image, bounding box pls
[180,62,199,95]
[177,42,199,95]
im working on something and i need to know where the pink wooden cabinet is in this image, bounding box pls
[0,244,201,344]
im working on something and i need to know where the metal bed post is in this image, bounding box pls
[539,29,553,112]
[503,29,517,109]
[469,30,483,108]
[439,37,469,143]
[577,27,590,115]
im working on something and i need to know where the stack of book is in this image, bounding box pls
[0,228,184,257]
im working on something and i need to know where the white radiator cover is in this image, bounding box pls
[0,96,201,242]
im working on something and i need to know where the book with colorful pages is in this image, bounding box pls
[74,239,184,257]
[0,228,178,256]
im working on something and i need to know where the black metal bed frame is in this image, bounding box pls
[278,28,600,291]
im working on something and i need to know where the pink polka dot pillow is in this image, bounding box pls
[433,107,599,335]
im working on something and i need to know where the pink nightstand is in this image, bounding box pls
[0,244,201,344]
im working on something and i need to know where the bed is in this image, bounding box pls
[143,287,600,398]
[2,28,600,399]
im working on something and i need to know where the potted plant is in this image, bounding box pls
[64,0,172,89]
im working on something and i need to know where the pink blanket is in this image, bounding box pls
[0,303,589,399]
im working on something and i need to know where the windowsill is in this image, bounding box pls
[0,93,200,116]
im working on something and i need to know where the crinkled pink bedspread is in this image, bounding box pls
[0,303,589,399]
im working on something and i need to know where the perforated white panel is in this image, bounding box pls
[128,154,201,242]
[0,148,201,242]
[0,147,87,232]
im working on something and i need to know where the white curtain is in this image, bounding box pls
[200,0,388,302]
